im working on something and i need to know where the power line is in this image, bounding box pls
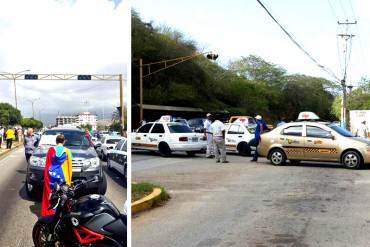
[327,0,339,20]
[256,0,341,83]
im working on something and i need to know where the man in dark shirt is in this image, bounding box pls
[249,115,263,162]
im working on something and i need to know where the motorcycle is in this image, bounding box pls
[32,176,127,247]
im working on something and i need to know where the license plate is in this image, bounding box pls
[192,137,198,142]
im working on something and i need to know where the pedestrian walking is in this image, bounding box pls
[210,116,228,163]
[17,128,23,142]
[5,127,15,149]
[0,126,4,149]
[24,128,40,163]
[41,134,72,216]
[356,121,369,138]
[249,115,264,162]
[204,113,214,158]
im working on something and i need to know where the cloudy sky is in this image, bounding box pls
[133,0,369,86]
[0,0,129,125]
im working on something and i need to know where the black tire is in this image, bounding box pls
[158,142,172,157]
[342,150,362,169]
[25,175,39,200]
[32,221,56,247]
[237,142,251,156]
[269,148,286,166]
[290,160,301,165]
[97,173,107,195]
[186,151,196,157]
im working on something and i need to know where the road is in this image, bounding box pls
[0,147,126,247]
[132,151,370,247]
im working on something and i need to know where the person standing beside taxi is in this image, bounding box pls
[204,113,214,158]
[210,116,228,163]
[249,115,263,162]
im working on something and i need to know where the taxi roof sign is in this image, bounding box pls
[159,115,172,122]
[298,112,320,120]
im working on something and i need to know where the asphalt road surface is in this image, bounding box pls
[0,147,126,247]
[133,151,370,247]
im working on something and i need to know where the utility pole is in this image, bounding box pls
[27,98,40,119]
[337,19,356,129]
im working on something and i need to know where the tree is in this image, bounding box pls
[21,118,43,129]
[0,103,22,126]
[109,120,121,132]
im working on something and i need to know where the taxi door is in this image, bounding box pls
[148,123,166,150]
[225,124,243,151]
[304,125,338,161]
[133,123,153,150]
[280,124,305,160]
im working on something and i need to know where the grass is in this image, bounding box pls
[132,182,170,206]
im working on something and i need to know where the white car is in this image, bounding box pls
[132,122,206,157]
[99,135,125,161]
[225,122,256,156]
[107,138,127,178]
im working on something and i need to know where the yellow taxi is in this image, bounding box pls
[258,112,370,169]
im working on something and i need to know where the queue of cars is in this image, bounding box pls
[26,127,127,199]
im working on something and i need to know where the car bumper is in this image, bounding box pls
[27,166,103,190]
[169,143,206,151]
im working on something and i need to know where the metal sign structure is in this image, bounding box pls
[0,73,125,130]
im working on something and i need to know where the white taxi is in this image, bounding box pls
[132,121,206,157]
[225,119,256,156]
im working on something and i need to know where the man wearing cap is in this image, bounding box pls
[210,115,228,163]
[249,115,264,162]
[204,113,214,158]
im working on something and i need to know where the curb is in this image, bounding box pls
[132,187,162,214]
[0,143,22,159]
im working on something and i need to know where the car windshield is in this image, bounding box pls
[107,139,122,144]
[328,124,355,137]
[43,130,91,148]
[167,123,193,133]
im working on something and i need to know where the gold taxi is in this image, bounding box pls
[258,120,370,169]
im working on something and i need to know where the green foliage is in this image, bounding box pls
[80,124,93,131]
[0,103,22,126]
[21,118,43,129]
[109,120,121,132]
[132,11,338,122]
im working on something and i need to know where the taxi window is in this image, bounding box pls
[167,124,192,133]
[306,126,332,138]
[121,140,127,152]
[137,123,153,133]
[228,125,243,134]
[115,141,123,150]
[282,125,302,136]
[151,124,165,134]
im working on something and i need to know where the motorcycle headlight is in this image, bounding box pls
[30,156,46,167]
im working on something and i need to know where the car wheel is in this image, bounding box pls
[237,142,251,156]
[269,149,286,166]
[342,151,362,169]
[25,175,38,199]
[186,151,196,157]
[158,142,171,157]
[97,173,107,195]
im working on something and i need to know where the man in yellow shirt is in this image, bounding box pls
[5,128,15,149]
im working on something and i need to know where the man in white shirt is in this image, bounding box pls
[210,116,228,163]
[204,113,214,158]
[357,121,369,138]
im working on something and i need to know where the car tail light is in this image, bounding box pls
[179,137,188,142]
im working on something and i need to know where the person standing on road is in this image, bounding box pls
[356,121,369,138]
[0,126,4,149]
[5,127,15,149]
[210,116,228,163]
[24,128,40,163]
[41,134,73,216]
[249,115,263,162]
[204,113,214,158]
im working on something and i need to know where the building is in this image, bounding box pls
[56,112,98,130]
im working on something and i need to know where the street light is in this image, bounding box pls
[0,69,30,109]
[139,52,218,121]
[26,97,41,119]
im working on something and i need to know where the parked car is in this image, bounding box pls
[26,127,107,199]
[132,121,206,157]
[188,118,206,133]
[107,138,127,178]
[225,122,256,156]
[99,135,125,161]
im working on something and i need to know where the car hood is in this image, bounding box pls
[33,145,97,159]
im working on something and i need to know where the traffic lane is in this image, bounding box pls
[132,154,370,247]
[0,148,126,247]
